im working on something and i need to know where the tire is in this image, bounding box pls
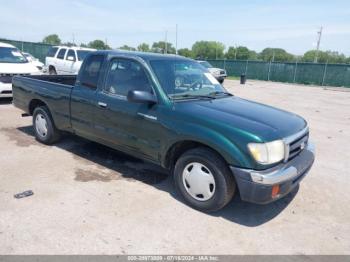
[49,67,57,75]
[174,147,236,212]
[32,106,61,145]
[219,79,224,84]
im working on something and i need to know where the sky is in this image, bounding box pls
[1,0,350,55]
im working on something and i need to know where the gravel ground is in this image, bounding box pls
[0,79,349,254]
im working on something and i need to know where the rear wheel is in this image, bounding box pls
[174,147,236,212]
[33,106,61,144]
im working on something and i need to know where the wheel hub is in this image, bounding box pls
[35,113,48,138]
[182,162,216,201]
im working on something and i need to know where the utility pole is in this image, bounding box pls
[175,24,178,55]
[164,30,168,54]
[215,42,218,60]
[314,26,323,63]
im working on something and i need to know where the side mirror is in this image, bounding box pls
[67,56,75,61]
[127,90,157,104]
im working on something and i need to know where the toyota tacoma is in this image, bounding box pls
[12,51,315,212]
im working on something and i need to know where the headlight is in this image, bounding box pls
[248,140,285,164]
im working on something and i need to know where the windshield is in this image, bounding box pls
[0,47,27,63]
[77,50,93,61]
[199,61,212,68]
[150,59,227,100]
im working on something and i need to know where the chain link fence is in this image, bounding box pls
[0,38,52,63]
[208,59,350,88]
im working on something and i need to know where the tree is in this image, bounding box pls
[88,40,111,50]
[225,46,257,60]
[151,41,176,54]
[119,45,136,51]
[62,42,77,47]
[259,48,294,62]
[137,43,150,52]
[191,41,225,59]
[225,47,237,59]
[42,34,61,45]
[80,43,88,48]
[178,48,193,58]
[302,50,347,64]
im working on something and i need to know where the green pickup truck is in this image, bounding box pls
[12,51,315,212]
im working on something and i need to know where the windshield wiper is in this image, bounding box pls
[171,94,216,100]
[208,91,233,97]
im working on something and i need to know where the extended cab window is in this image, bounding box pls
[56,48,66,59]
[47,47,58,57]
[80,55,104,89]
[66,49,76,61]
[104,59,153,96]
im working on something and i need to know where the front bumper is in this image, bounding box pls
[214,75,227,81]
[0,82,12,98]
[230,142,315,204]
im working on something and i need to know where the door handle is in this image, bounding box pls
[98,102,107,108]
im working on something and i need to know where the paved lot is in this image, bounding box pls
[0,79,349,254]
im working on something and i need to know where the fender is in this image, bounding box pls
[161,121,253,169]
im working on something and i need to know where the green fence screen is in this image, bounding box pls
[1,38,349,88]
[208,59,350,88]
[0,38,52,63]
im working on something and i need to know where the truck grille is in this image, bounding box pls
[0,73,30,84]
[285,128,309,162]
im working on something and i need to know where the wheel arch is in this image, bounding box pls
[162,137,248,170]
[28,99,48,115]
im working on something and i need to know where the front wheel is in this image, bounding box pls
[33,106,61,145]
[174,147,236,212]
[49,67,57,75]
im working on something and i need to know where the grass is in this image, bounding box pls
[226,76,240,80]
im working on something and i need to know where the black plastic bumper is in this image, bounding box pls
[215,76,226,82]
[230,143,315,204]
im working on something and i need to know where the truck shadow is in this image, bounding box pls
[16,125,297,227]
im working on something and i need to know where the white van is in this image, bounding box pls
[0,42,41,98]
[45,46,96,75]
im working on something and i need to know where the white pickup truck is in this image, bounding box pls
[45,46,96,75]
[198,61,227,84]
[0,42,41,98]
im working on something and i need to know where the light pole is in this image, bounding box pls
[175,24,178,55]
[314,26,323,63]
[164,30,168,54]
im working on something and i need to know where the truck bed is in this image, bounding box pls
[12,74,76,131]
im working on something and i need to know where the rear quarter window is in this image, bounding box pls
[79,55,104,89]
[47,47,58,57]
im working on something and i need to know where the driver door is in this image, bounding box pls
[94,58,161,162]
[64,49,76,74]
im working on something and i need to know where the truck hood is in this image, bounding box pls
[175,96,307,142]
[0,62,40,74]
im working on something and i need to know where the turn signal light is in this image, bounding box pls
[271,185,280,198]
